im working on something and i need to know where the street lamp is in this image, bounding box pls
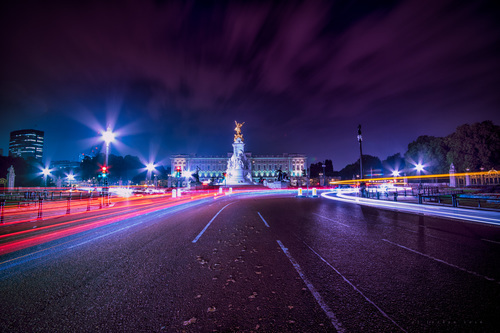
[67,174,75,188]
[101,127,115,167]
[42,167,51,187]
[357,125,363,180]
[322,164,326,186]
[146,163,156,185]
[414,163,425,190]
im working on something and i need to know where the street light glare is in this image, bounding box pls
[392,170,400,177]
[146,163,156,172]
[42,168,51,176]
[415,163,424,172]
[67,174,75,181]
[102,128,115,144]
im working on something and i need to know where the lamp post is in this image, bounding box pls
[146,163,156,185]
[322,164,326,186]
[102,127,115,167]
[101,127,115,202]
[42,167,51,187]
[415,163,424,192]
[67,174,75,188]
[357,125,363,181]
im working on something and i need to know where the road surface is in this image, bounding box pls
[1,192,499,332]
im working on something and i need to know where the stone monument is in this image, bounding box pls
[449,163,456,187]
[7,165,15,189]
[225,121,254,185]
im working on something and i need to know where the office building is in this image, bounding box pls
[9,129,44,161]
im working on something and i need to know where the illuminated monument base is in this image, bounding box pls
[225,138,254,185]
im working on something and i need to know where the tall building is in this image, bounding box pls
[9,129,45,161]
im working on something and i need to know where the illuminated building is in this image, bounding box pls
[8,129,44,161]
[171,122,307,185]
[170,153,307,183]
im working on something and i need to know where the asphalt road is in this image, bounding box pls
[1,192,499,332]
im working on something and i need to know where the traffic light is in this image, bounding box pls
[175,166,181,177]
[101,166,108,178]
[223,172,227,179]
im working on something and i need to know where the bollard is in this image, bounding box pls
[66,197,71,214]
[0,199,5,223]
[219,187,223,194]
[172,189,177,198]
[229,187,233,194]
[99,193,103,209]
[87,196,91,211]
[312,188,317,197]
[451,194,457,207]
[298,188,303,196]
[394,192,398,202]
[177,188,182,197]
[418,194,423,204]
[404,189,407,197]
[376,191,380,200]
[38,198,43,219]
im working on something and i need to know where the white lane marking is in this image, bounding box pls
[312,213,350,228]
[482,238,500,245]
[276,240,345,333]
[302,240,407,332]
[192,203,234,243]
[257,212,270,227]
[382,239,498,284]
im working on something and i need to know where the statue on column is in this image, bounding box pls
[234,121,245,142]
[7,165,15,189]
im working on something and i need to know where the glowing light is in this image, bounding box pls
[102,128,115,144]
[67,174,75,181]
[392,170,400,177]
[42,167,51,176]
[146,163,156,172]
[415,163,425,172]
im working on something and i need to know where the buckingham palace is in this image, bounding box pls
[170,153,307,183]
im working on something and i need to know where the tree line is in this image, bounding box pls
[329,121,500,180]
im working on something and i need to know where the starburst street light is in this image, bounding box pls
[414,162,425,188]
[41,167,51,187]
[392,170,401,177]
[101,127,116,167]
[67,174,75,188]
[145,163,156,185]
[415,163,424,172]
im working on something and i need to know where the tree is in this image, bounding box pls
[445,121,500,172]
[382,153,406,176]
[404,135,448,174]
[339,155,382,180]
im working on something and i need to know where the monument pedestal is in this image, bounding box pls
[225,139,254,185]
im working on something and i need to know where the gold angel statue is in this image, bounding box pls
[234,121,245,142]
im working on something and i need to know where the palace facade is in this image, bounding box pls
[170,153,307,182]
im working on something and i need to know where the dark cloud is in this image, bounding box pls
[1,0,499,169]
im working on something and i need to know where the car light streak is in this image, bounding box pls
[321,191,500,226]
[0,189,296,256]
[0,192,218,256]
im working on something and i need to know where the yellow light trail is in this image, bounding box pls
[329,171,497,185]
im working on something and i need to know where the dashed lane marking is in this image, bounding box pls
[277,239,345,333]
[192,203,234,243]
[257,212,270,227]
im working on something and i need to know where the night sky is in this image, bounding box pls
[1,0,499,170]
